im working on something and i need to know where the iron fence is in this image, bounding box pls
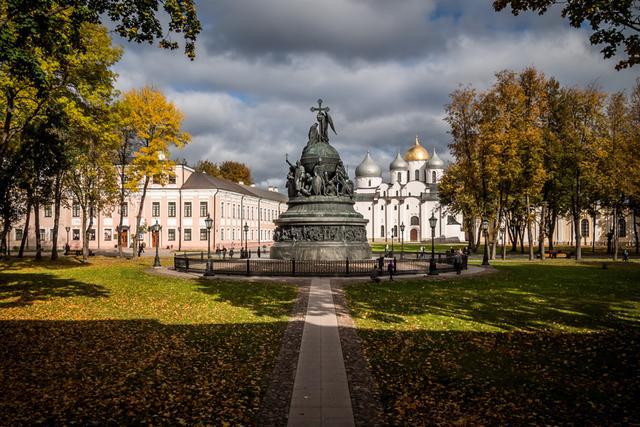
[173,252,467,277]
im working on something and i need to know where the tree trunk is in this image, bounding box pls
[548,210,557,250]
[634,207,639,255]
[82,208,89,261]
[573,168,582,260]
[510,223,518,252]
[592,210,596,254]
[50,172,62,261]
[34,201,42,261]
[134,176,150,258]
[18,201,31,258]
[519,226,525,254]
[466,217,476,253]
[117,166,126,258]
[538,203,545,262]
[526,194,534,261]
[0,221,9,257]
[475,221,482,252]
[613,206,619,261]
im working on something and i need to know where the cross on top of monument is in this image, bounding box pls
[310,98,330,113]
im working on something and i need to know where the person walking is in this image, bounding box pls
[388,259,394,281]
[623,248,629,262]
[455,248,463,274]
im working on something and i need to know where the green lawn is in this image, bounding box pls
[0,256,298,425]
[345,260,640,425]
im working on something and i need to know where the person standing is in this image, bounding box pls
[388,260,394,281]
[623,248,629,262]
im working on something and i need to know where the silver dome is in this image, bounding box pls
[355,151,382,177]
[428,148,444,168]
[389,152,409,170]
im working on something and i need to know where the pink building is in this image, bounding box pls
[8,165,287,253]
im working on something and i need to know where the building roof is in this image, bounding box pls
[427,148,444,168]
[404,135,430,162]
[355,151,382,178]
[389,152,409,170]
[182,172,288,203]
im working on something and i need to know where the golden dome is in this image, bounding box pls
[404,135,430,161]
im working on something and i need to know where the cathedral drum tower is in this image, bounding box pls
[270,100,371,260]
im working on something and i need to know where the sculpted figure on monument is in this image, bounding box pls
[310,99,336,143]
[308,123,320,145]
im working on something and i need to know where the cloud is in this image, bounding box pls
[111,0,639,188]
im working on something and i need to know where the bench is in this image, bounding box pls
[544,251,569,259]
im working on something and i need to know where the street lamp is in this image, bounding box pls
[151,220,161,268]
[428,212,438,275]
[65,226,70,244]
[400,223,405,259]
[204,213,215,276]
[390,229,395,255]
[243,222,249,258]
[482,218,490,266]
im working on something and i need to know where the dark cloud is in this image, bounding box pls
[113,0,639,188]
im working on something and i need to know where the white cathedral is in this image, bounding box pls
[352,136,465,243]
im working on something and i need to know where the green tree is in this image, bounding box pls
[122,87,190,258]
[493,0,640,69]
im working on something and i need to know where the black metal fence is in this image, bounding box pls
[173,252,468,277]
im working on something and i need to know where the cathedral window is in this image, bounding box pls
[411,216,419,226]
[432,171,437,183]
[380,225,385,237]
[618,218,626,237]
[415,170,419,181]
[581,219,589,238]
[397,172,401,182]
[368,179,371,186]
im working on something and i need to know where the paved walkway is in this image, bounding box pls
[287,278,355,427]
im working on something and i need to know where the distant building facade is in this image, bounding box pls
[8,165,287,252]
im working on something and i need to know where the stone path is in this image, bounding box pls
[287,278,355,427]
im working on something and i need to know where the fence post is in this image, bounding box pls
[246,259,250,276]
[201,251,204,260]
[292,258,296,276]
[346,258,350,275]
[186,257,190,271]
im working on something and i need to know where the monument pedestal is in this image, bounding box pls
[270,196,371,260]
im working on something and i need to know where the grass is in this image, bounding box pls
[345,259,640,425]
[0,256,298,425]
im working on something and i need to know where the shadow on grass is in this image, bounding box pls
[356,327,640,425]
[347,262,640,331]
[0,319,293,425]
[0,273,109,309]
[194,278,297,318]
[0,256,90,271]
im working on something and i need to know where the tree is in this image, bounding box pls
[195,160,221,177]
[123,87,190,258]
[493,0,640,70]
[218,161,253,185]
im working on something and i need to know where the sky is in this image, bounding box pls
[112,0,638,189]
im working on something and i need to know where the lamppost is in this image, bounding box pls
[152,220,161,268]
[482,218,490,266]
[400,223,405,259]
[390,229,395,255]
[500,224,506,260]
[65,226,70,244]
[204,213,215,276]
[428,212,438,275]
[243,222,249,258]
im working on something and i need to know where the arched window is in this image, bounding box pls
[415,170,419,180]
[618,218,626,237]
[407,171,410,181]
[393,225,398,237]
[581,218,589,238]
[221,229,224,240]
[410,216,419,226]
[368,179,371,186]
[432,171,437,183]
[397,172,402,182]
[380,225,385,237]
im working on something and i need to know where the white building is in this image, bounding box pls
[352,136,465,243]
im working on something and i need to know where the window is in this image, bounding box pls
[184,202,192,217]
[221,229,224,240]
[72,203,80,218]
[44,204,52,217]
[39,229,45,241]
[168,202,176,217]
[407,171,410,181]
[72,229,80,240]
[393,225,398,237]
[200,201,208,217]
[618,218,627,237]
[88,229,96,241]
[169,175,176,184]
[121,202,128,217]
[432,171,437,183]
[397,172,401,182]
[200,228,208,241]
[380,225,385,238]
[50,228,55,240]
[411,216,420,226]
[233,204,236,218]
[368,179,371,187]
[221,202,225,218]
[394,205,397,211]
[395,191,399,196]
[15,229,23,240]
[104,229,112,241]
[581,219,589,238]
[168,229,175,241]
[152,202,160,217]
[232,229,235,240]
[415,170,419,181]
[381,205,384,210]
[184,228,192,241]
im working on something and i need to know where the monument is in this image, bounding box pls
[270,100,371,260]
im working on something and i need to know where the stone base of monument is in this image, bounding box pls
[270,196,371,261]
